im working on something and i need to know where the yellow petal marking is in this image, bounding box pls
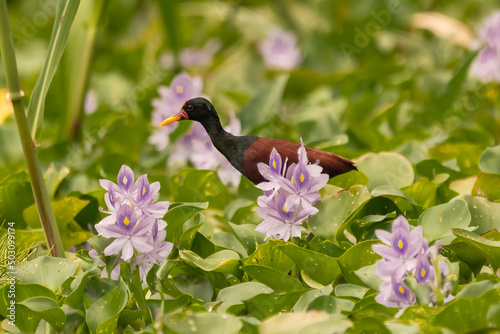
[122,176,128,185]
[110,194,113,202]
[176,85,184,94]
[123,217,130,226]
[282,204,287,213]
[291,176,295,185]
[272,160,276,169]
[420,268,426,277]
[142,186,146,196]
[300,173,305,182]
[398,285,405,294]
[398,240,404,249]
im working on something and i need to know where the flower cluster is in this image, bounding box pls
[470,11,500,82]
[91,165,173,280]
[255,139,328,241]
[258,28,301,71]
[372,216,452,311]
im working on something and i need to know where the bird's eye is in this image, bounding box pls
[186,104,194,112]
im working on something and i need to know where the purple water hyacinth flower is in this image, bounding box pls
[133,220,173,280]
[282,159,329,210]
[255,190,316,241]
[470,11,500,82]
[375,275,415,308]
[373,216,426,279]
[161,39,221,69]
[95,203,155,261]
[256,147,288,198]
[258,28,301,70]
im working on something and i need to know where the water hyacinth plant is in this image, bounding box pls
[91,165,172,280]
[373,216,454,313]
[255,140,328,241]
[258,28,302,70]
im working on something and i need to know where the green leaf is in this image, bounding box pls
[473,173,500,201]
[306,295,355,314]
[418,199,472,244]
[241,265,303,293]
[216,282,273,314]
[245,291,306,320]
[433,289,500,332]
[457,195,500,235]
[338,240,380,286]
[229,222,266,255]
[23,197,90,248]
[18,297,66,332]
[292,285,334,312]
[307,185,371,240]
[211,232,248,257]
[242,240,295,273]
[0,172,34,228]
[86,278,129,334]
[278,243,341,285]
[355,152,414,191]
[179,221,204,250]
[164,202,208,243]
[335,284,369,299]
[16,256,77,292]
[452,228,500,272]
[27,0,81,141]
[240,73,289,134]
[432,49,479,117]
[0,283,58,333]
[166,312,243,334]
[64,258,100,310]
[259,312,352,334]
[173,275,213,304]
[354,264,383,291]
[479,146,500,174]
[180,249,241,276]
[171,169,227,206]
[23,197,89,228]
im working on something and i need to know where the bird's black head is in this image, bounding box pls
[160,97,218,127]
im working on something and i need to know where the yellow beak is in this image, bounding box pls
[160,110,188,126]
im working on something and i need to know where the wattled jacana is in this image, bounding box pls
[160,97,357,184]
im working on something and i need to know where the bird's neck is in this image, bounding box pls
[201,116,233,150]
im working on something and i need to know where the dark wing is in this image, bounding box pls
[242,137,356,184]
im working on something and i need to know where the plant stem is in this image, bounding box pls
[0,0,65,258]
[131,269,153,325]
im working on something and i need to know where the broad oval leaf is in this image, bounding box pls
[355,152,414,191]
[241,265,303,293]
[308,185,371,240]
[179,249,241,276]
[16,256,77,292]
[479,146,500,174]
[278,242,341,285]
[86,279,129,334]
[418,199,472,244]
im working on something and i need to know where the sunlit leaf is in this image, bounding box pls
[418,199,472,244]
[355,152,414,191]
[16,256,77,292]
[241,265,303,293]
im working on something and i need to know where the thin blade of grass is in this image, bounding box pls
[26,0,80,143]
